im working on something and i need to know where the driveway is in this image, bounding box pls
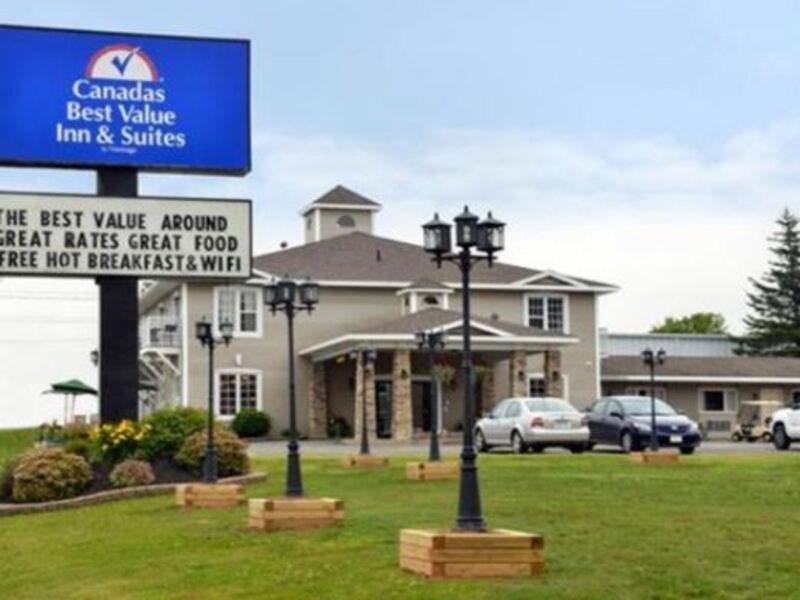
[248,439,786,457]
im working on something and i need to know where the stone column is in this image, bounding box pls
[307,361,328,439]
[545,350,563,397]
[353,352,377,440]
[392,349,413,441]
[481,362,497,410]
[509,350,528,397]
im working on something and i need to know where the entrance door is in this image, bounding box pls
[412,381,433,432]
[375,380,393,438]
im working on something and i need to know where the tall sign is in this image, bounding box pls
[0,25,250,174]
[0,25,252,424]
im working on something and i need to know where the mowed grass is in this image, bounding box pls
[1,438,799,599]
[0,428,37,465]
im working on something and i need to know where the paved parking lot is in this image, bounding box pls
[249,439,791,457]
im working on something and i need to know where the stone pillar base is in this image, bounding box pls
[248,497,344,532]
[405,461,459,481]
[175,483,244,509]
[399,528,544,578]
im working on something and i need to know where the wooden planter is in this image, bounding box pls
[342,454,389,468]
[629,451,680,465]
[405,461,459,481]
[400,528,544,578]
[175,483,245,509]
[248,497,344,532]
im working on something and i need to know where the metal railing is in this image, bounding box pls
[139,315,181,349]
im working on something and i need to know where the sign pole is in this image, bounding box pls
[96,168,140,423]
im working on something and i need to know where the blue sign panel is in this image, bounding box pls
[0,25,250,174]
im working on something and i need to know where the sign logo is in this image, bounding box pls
[85,44,159,81]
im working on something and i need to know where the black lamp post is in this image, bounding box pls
[641,347,666,452]
[264,277,320,497]
[349,347,378,455]
[415,329,447,462]
[196,317,233,483]
[422,206,505,531]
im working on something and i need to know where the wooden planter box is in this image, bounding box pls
[629,451,680,465]
[405,461,459,481]
[400,528,544,578]
[248,497,344,532]
[342,454,389,468]
[175,483,245,509]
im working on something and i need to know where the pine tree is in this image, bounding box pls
[741,209,800,355]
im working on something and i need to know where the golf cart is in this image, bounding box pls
[731,400,783,442]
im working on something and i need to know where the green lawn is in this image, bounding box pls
[1,438,799,599]
[0,428,37,466]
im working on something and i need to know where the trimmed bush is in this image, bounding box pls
[63,423,96,462]
[175,429,249,478]
[140,407,206,460]
[12,448,92,503]
[231,409,271,438]
[109,459,155,489]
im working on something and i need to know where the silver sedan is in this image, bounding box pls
[475,397,590,454]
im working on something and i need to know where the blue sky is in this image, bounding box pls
[2,1,800,425]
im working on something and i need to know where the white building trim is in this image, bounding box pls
[603,375,800,384]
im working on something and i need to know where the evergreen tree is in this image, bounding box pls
[741,209,800,355]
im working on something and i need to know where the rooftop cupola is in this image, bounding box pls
[300,185,382,243]
[397,278,453,315]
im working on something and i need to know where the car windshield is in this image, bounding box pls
[525,398,576,413]
[617,397,676,416]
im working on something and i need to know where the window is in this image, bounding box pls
[525,295,568,332]
[699,389,737,413]
[529,376,546,397]
[337,214,356,228]
[216,370,261,417]
[214,286,262,337]
[490,400,508,419]
[505,402,522,418]
[422,295,440,306]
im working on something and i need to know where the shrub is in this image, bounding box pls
[140,407,206,460]
[231,409,271,438]
[63,423,96,462]
[175,429,249,478]
[109,459,155,489]
[12,448,92,503]
[326,416,352,439]
[90,420,151,464]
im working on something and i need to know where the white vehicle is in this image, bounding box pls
[770,400,800,450]
[474,397,590,454]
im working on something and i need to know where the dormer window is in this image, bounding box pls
[337,214,356,228]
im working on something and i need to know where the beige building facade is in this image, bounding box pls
[138,186,617,440]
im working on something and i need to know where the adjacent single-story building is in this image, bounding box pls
[600,332,800,438]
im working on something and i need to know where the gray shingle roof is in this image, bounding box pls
[307,185,381,209]
[602,355,800,380]
[354,308,567,338]
[254,231,614,287]
[401,278,450,291]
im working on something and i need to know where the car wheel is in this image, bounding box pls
[773,424,791,450]
[569,445,585,454]
[529,444,544,454]
[586,442,595,451]
[511,431,527,454]
[679,446,696,455]
[620,430,634,454]
[475,429,489,453]
[731,431,743,442]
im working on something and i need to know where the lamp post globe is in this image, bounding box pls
[476,212,505,257]
[453,206,479,247]
[423,213,452,260]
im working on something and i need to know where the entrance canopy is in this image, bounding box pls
[299,308,577,362]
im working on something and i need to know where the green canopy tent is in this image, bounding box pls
[43,379,97,425]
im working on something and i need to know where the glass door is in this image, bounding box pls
[375,380,393,438]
